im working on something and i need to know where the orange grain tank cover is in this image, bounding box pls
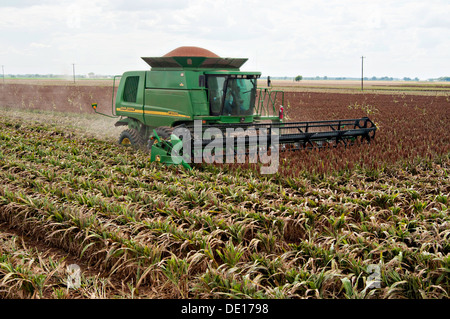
[163,46,220,58]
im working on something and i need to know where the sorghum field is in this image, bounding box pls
[0,82,448,299]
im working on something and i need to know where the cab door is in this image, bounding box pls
[115,71,145,123]
[206,75,226,116]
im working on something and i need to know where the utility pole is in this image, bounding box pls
[1,65,4,84]
[72,63,76,84]
[361,56,365,91]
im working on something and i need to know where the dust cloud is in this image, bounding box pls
[0,107,123,143]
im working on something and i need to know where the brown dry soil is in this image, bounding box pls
[1,80,449,117]
[0,81,115,115]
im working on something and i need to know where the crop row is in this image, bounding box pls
[0,223,132,298]
[0,113,448,298]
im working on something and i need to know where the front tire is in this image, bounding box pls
[118,129,144,148]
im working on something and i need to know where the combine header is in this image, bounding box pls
[92,46,376,170]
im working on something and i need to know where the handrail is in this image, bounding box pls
[111,75,122,116]
[90,75,122,118]
[256,88,284,117]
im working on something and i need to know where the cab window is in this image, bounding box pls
[123,76,139,103]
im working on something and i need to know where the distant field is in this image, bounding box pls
[4,78,450,95]
[259,79,450,95]
[2,78,114,86]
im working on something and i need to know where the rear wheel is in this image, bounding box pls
[118,129,144,148]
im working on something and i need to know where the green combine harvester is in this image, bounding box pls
[92,46,376,170]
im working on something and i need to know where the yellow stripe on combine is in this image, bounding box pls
[116,107,191,119]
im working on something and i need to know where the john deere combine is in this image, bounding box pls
[92,46,376,170]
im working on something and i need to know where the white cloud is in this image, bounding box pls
[30,42,52,48]
[0,0,449,78]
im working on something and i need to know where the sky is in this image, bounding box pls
[0,0,449,79]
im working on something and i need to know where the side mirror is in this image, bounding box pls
[90,103,117,119]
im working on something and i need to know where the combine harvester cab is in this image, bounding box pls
[92,46,377,169]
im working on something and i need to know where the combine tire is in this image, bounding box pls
[118,129,144,148]
[147,126,173,151]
